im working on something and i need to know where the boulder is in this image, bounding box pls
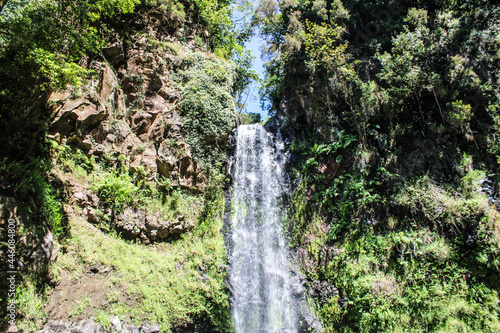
[99,65,118,102]
[158,87,180,103]
[23,230,59,271]
[170,222,184,235]
[81,139,93,151]
[115,206,194,242]
[49,101,81,137]
[41,231,59,263]
[148,74,163,91]
[102,44,125,66]
[122,76,138,94]
[145,213,160,230]
[73,192,89,208]
[110,316,122,331]
[115,121,132,143]
[149,229,158,241]
[137,147,157,173]
[157,223,170,239]
[140,231,150,244]
[179,155,195,175]
[40,319,167,333]
[156,155,176,178]
[144,325,161,333]
[92,144,107,156]
[85,207,99,224]
[132,112,153,135]
[75,103,107,132]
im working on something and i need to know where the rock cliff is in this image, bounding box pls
[1,19,237,333]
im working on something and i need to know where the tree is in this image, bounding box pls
[0,0,140,157]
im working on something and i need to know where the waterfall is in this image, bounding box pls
[229,124,299,333]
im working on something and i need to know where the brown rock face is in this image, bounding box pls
[48,41,209,193]
[102,44,125,66]
[156,155,175,178]
[115,208,191,242]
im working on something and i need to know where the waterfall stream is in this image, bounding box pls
[229,124,300,333]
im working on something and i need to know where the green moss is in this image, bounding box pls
[14,176,231,331]
[15,279,47,332]
[10,135,232,331]
[288,149,500,332]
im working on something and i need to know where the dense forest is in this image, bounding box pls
[0,0,499,332]
[257,0,500,331]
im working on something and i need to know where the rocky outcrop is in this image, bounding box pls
[48,37,208,194]
[115,207,194,243]
[40,317,160,333]
[68,183,193,243]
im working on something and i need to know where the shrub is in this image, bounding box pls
[177,52,237,170]
[91,170,138,213]
[394,175,489,230]
[0,157,65,237]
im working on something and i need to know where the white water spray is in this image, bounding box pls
[229,124,300,333]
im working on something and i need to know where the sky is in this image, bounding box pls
[231,0,271,120]
[242,27,269,120]
[245,36,267,120]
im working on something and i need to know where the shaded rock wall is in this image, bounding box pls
[0,196,59,273]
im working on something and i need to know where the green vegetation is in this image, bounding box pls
[15,195,230,332]
[259,0,500,331]
[0,0,245,330]
[44,187,230,332]
[8,136,231,331]
[52,141,204,226]
[0,157,66,238]
[175,51,237,170]
[0,0,138,158]
[2,0,500,331]
[0,0,252,158]
[239,112,262,124]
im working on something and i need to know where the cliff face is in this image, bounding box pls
[45,36,237,245]
[258,0,500,332]
[49,34,236,195]
[0,2,239,331]
[3,0,499,331]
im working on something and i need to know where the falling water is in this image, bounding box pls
[229,124,299,333]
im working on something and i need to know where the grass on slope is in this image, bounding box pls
[14,141,231,332]
[16,201,230,332]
